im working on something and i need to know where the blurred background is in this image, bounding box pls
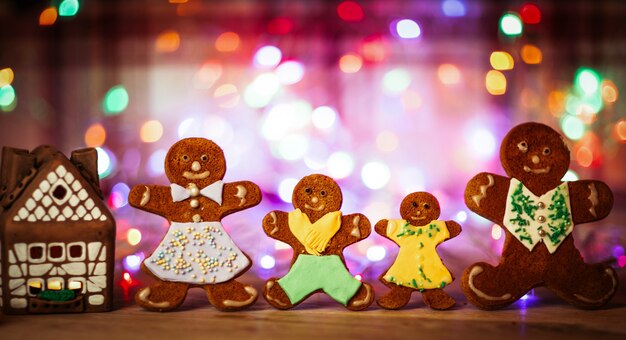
[0,0,624,303]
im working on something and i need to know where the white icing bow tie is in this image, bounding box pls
[170,180,224,206]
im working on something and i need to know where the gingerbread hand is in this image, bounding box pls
[445,220,462,239]
[128,184,172,217]
[569,180,614,225]
[219,181,262,219]
[375,219,389,237]
[464,172,509,224]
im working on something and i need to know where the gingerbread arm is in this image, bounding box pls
[445,220,462,239]
[219,181,262,219]
[335,213,371,246]
[374,219,389,237]
[464,172,510,225]
[262,210,301,249]
[568,180,614,225]
[128,184,173,218]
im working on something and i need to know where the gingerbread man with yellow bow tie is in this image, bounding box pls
[128,138,261,311]
[262,174,374,310]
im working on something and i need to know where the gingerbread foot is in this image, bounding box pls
[377,285,413,310]
[263,278,294,310]
[347,283,374,311]
[461,262,530,310]
[422,288,455,310]
[205,280,258,311]
[546,264,618,309]
[135,280,189,312]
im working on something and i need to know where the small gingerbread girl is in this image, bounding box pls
[261,174,374,310]
[462,122,617,310]
[128,138,262,311]
[375,192,461,310]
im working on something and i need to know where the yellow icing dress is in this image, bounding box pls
[383,219,453,290]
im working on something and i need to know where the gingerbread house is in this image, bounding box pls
[0,146,115,314]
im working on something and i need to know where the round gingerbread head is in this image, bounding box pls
[400,192,441,226]
[292,174,343,222]
[500,122,570,193]
[164,138,226,188]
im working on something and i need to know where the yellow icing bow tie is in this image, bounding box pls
[288,209,342,256]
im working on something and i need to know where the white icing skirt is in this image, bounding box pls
[144,222,250,284]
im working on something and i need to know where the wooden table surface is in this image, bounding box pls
[2,273,625,340]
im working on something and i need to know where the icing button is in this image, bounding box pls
[537,215,546,223]
[190,199,199,208]
[537,202,546,210]
[538,229,546,237]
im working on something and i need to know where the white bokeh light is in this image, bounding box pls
[327,152,355,179]
[311,106,337,130]
[361,161,391,189]
[469,128,497,159]
[254,45,282,68]
[396,19,421,39]
[275,61,305,85]
[366,246,386,262]
[278,178,299,203]
[260,255,276,269]
[277,134,309,161]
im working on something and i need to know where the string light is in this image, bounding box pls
[366,246,386,261]
[127,228,142,246]
[490,51,514,70]
[327,152,354,179]
[254,46,282,68]
[491,225,503,240]
[561,115,585,140]
[442,0,466,17]
[361,162,391,190]
[84,123,106,147]
[382,68,411,94]
[260,255,276,269]
[267,17,294,35]
[485,70,507,95]
[155,30,181,53]
[59,0,79,17]
[438,64,461,85]
[337,1,364,22]
[311,106,337,130]
[275,61,305,85]
[39,7,58,26]
[339,54,363,73]
[520,3,541,24]
[215,32,240,52]
[0,68,14,87]
[521,44,542,64]
[102,85,129,115]
[500,13,523,37]
[395,19,421,39]
[140,120,164,143]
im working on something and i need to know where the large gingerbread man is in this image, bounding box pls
[128,138,262,311]
[462,122,617,309]
[375,192,461,310]
[261,174,374,310]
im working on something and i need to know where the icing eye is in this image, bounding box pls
[305,188,312,194]
[517,141,528,153]
[412,202,417,207]
[182,155,190,162]
[201,154,208,162]
[542,147,551,155]
[423,203,430,209]
[320,190,326,197]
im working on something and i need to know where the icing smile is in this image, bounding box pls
[304,204,325,211]
[523,165,550,174]
[183,171,210,179]
[410,215,426,221]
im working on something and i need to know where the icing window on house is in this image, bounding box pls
[52,185,67,200]
[28,279,44,296]
[68,279,84,293]
[48,244,64,260]
[29,244,44,261]
[47,278,64,290]
[68,243,84,260]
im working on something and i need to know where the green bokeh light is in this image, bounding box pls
[382,68,411,94]
[560,115,585,140]
[500,13,523,36]
[103,85,129,115]
[574,68,601,96]
[59,0,80,17]
[0,85,16,109]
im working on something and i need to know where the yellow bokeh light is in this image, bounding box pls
[601,80,618,103]
[615,120,626,142]
[521,44,542,64]
[84,123,106,147]
[140,120,164,143]
[339,54,363,73]
[485,70,507,95]
[0,68,15,87]
[576,146,593,167]
[127,228,142,246]
[437,64,461,85]
[155,30,181,53]
[489,51,514,71]
[548,90,565,117]
[39,7,58,26]
[214,83,240,108]
[215,32,240,52]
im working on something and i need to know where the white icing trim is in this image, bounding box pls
[28,243,46,263]
[14,243,27,262]
[573,268,617,304]
[351,215,361,238]
[9,278,25,290]
[587,183,599,218]
[265,281,289,307]
[48,242,66,262]
[67,242,86,261]
[140,186,150,206]
[235,185,247,207]
[472,175,494,207]
[93,263,107,275]
[137,287,171,309]
[99,246,107,261]
[29,263,53,276]
[12,285,26,296]
[48,206,59,219]
[62,263,87,275]
[88,242,102,261]
[50,180,71,206]
[269,212,278,235]
[10,298,27,309]
[9,265,21,277]
[9,250,16,263]
[350,284,372,307]
[62,206,73,218]
[89,294,105,306]
[223,286,257,307]
[467,266,512,301]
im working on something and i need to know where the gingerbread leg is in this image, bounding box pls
[377,284,413,310]
[135,280,189,312]
[461,262,534,310]
[263,278,294,309]
[545,262,618,309]
[422,288,455,310]
[347,282,375,311]
[204,279,258,311]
